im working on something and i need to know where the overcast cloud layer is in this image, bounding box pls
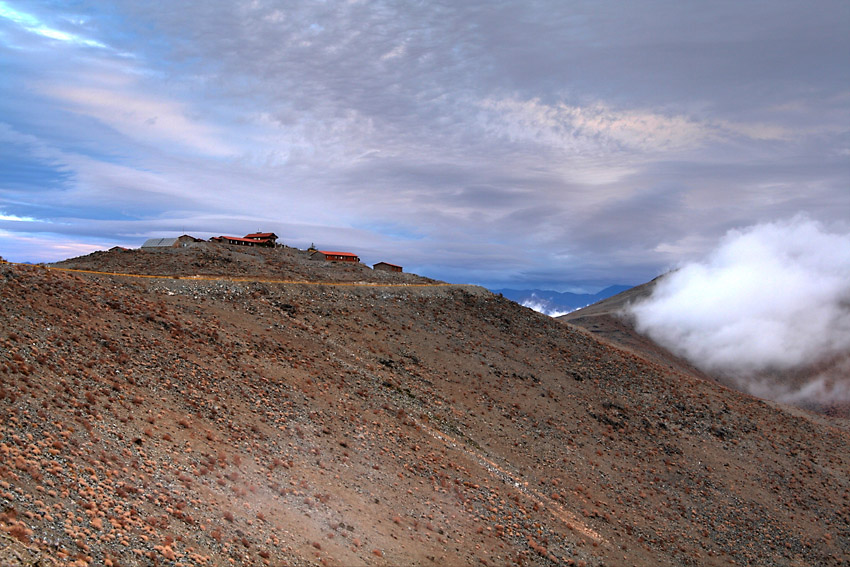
[1,1,848,289]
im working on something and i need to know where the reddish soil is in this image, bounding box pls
[1,246,849,566]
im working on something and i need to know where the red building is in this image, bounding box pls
[244,232,278,246]
[311,250,360,262]
[211,232,277,247]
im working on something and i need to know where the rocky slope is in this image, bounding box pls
[1,246,849,566]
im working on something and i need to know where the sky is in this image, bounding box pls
[1,1,848,291]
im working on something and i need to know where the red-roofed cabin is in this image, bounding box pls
[311,250,360,262]
[211,235,271,247]
[244,232,278,246]
[373,262,403,272]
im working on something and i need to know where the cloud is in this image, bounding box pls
[0,228,109,262]
[520,295,574,318]
[0,1,106,48]
[478,97,709,156]
[41,77,235,157]
[0,210,39,222]
[629,216,850,404]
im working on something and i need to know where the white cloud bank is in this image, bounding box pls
[629,217,850,405]
[520,295,574,318]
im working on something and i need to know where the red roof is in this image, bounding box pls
[215,235,268,244]
[319,251,358,258]
[244,232,277,239]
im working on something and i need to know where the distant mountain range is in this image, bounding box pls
[491,285,632,316]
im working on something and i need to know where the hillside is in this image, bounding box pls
[2,246,850,566]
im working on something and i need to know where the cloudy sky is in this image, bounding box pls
[1,1,848,290]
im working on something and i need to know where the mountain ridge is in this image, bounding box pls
[492,286,632,315]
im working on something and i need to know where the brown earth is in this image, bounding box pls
[1,245,849,566]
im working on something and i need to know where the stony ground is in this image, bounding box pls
[1,246,849,566]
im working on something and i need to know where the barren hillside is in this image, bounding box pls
[2,247,849,566]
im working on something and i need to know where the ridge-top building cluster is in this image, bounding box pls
[141,231,403,272]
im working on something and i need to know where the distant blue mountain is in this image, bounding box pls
[491,285,632,317]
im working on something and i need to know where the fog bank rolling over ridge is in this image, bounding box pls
[628,216,850,405]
